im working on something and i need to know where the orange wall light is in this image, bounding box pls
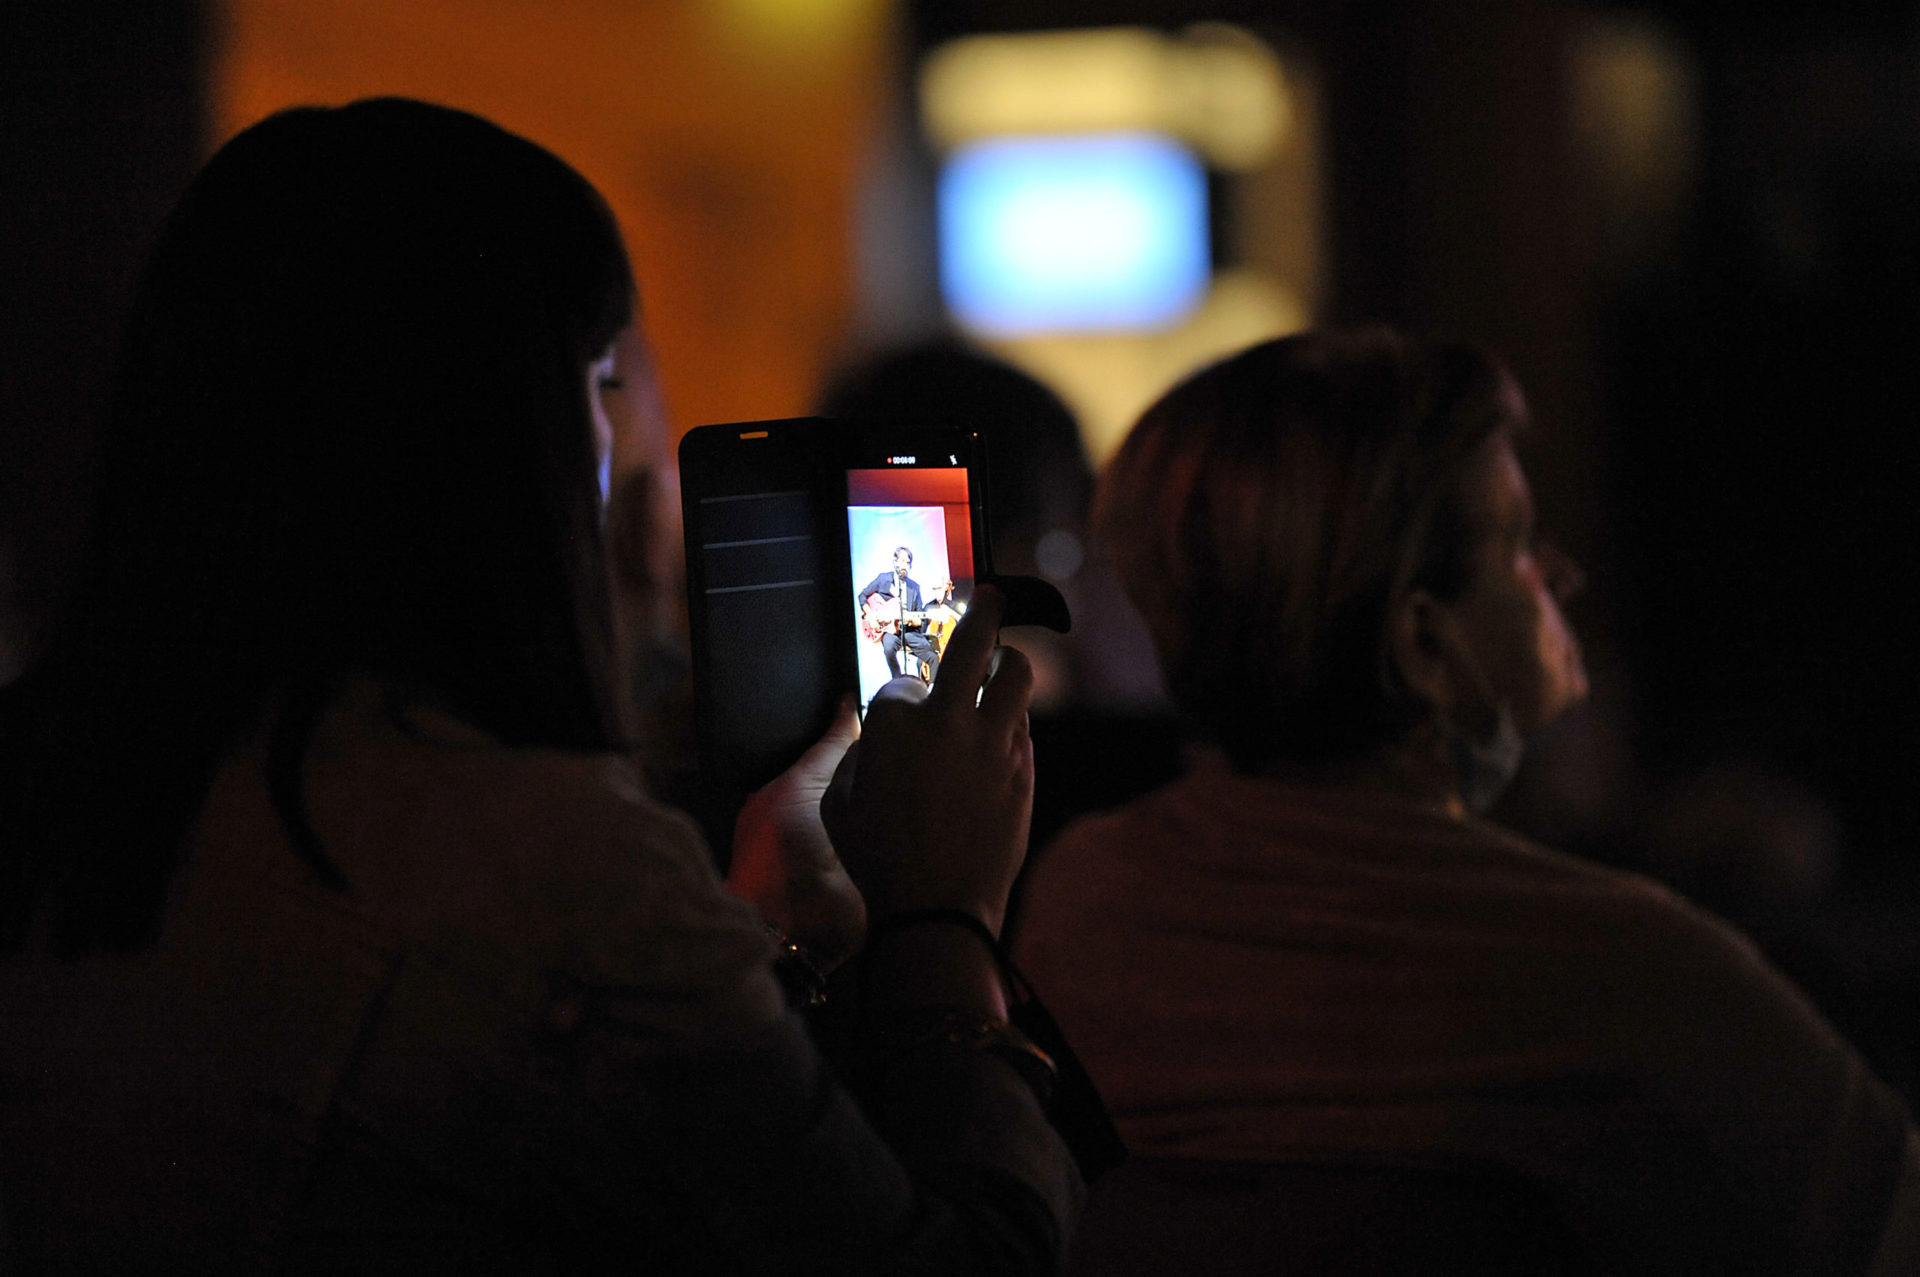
[214,0,894,446]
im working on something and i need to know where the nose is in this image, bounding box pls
[1538,538,1585,602]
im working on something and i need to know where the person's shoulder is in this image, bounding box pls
[1452,813,1665,891]
[1464,812,1752,937]
[330,684,707,868]
[1444,813,1778,978]
[1040,769,1199,863]
[303,684,777,1026]
[1479,818,1875,1074]
[1017,769,1207,943]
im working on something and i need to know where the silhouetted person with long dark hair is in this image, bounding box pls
[1015,329,1918,1275]
[0,99,1076,1272]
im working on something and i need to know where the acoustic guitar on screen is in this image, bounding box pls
[860,581,959,653]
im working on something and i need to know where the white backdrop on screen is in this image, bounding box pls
[848,504,951,706]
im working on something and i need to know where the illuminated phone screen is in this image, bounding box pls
[846,464,974,712]
[679,418,985,801]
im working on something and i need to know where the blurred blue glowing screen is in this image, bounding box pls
[939,133,1209,334]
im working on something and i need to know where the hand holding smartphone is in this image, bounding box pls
[823,584,1037,937]
[679,416,1066,806]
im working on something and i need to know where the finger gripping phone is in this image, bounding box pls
[681,416,1026,800]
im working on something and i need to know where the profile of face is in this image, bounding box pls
[587,323,668,504]
[1432,437,1589,737]
[590,322,679,623]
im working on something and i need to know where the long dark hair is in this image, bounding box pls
[1,99,634,955]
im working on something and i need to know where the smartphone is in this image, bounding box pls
[678,416,991,798]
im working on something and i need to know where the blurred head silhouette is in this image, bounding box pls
[820,340,1103,709]
[819,340,1092,583]
[4,98,636,953]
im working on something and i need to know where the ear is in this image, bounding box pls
[1388,587,1457,718]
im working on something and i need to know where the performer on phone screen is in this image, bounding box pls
[858,546,947,683]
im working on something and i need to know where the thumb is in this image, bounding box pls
[780,696,859,797]
[820,736,860,850]
[800,695,859,765]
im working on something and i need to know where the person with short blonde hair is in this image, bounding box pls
[1100,326,1554,778]
[1018,327,1916,1274]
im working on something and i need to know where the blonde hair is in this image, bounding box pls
[1098,326,1525,768]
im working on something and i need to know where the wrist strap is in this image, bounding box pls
[858,906,1127,1180]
